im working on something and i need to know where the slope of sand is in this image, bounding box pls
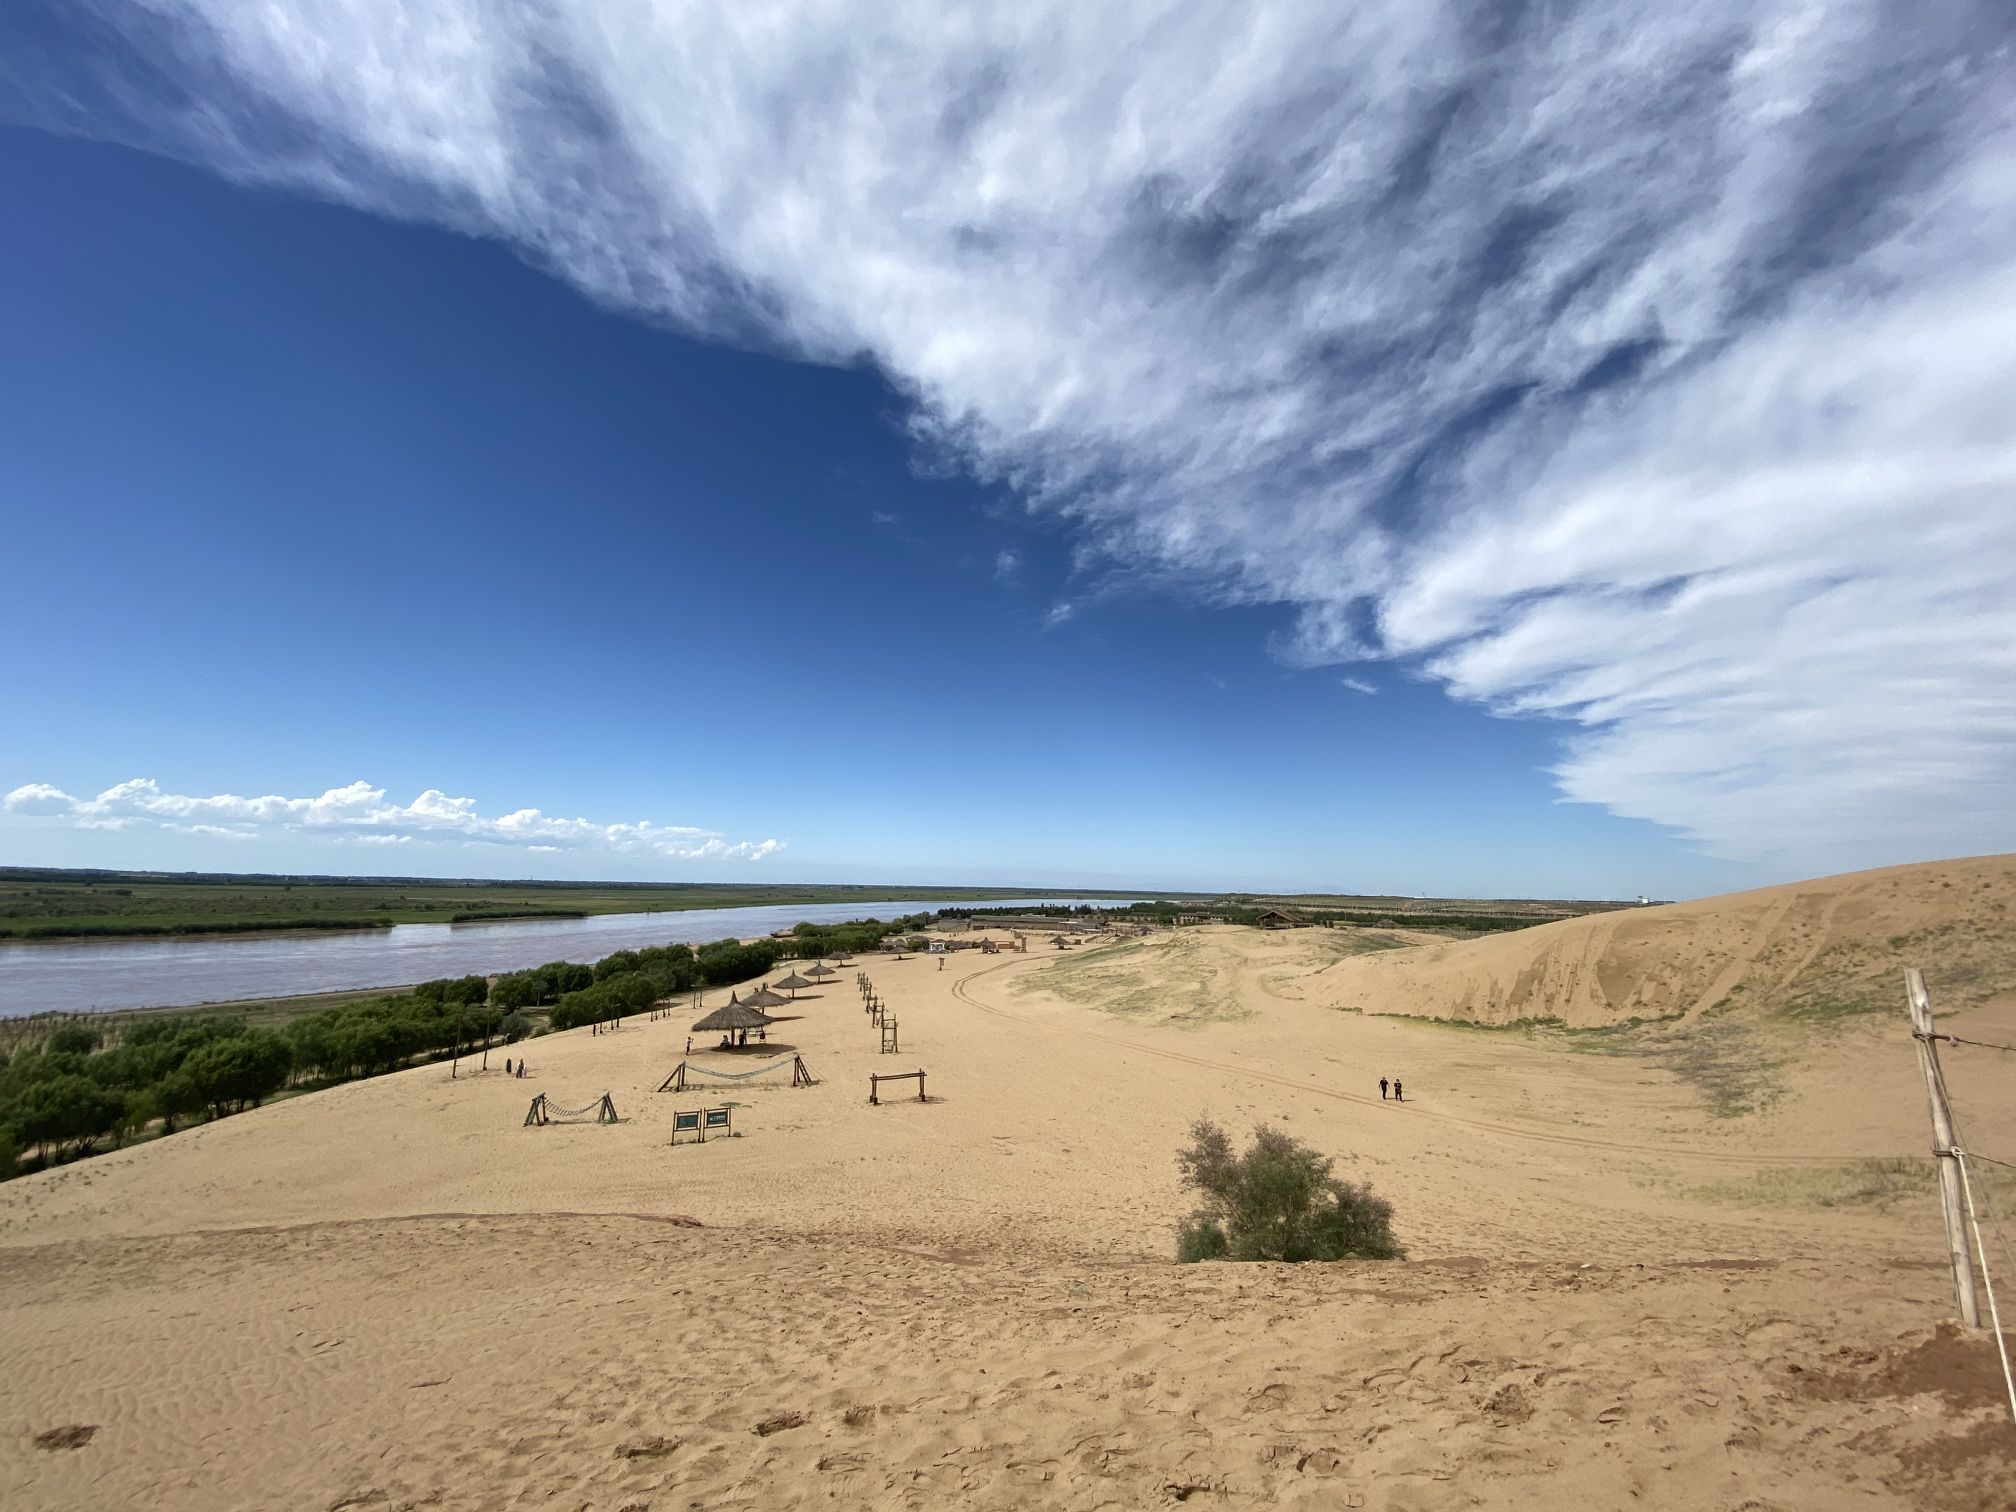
[1299,853,2016,1029]
[3,866,2015,1509]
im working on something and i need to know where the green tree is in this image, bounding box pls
[489,973,535,1012]
[46,1023,101,1057]
[113,1088,158,1147]
[153,1072,205,1135]
[9,1074,122,1159]
[547,961,595,995]
[181,1034,293,1118]
[1174,1120,1403,1264]
[593,950,642,982]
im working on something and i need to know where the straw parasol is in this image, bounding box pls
[772,970,813,998]
[804,961,837,981]
[743,984,791,1011]
[690,993,773,1047]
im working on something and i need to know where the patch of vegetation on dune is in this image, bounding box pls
[1012,934,1248,1025]
[1692,1158,1933,1212]
[1771,912,2016,1025]
[1563,1017,1788,1119]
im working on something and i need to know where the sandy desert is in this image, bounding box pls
[3,856,2015,1510]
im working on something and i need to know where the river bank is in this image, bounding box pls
[0,869,1159,942]
[0,897,1143,1016]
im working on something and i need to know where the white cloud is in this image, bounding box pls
[994,548,1021,579]
[25,2,2016,870]
[1340,677,1378,696]
[4,779,785,862]
[1041,601,1077,631]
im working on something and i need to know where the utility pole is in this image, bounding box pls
[1906,968,1980,1328]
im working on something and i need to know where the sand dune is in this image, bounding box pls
[1301,854,2016,1030]
[3,865,2014,1509]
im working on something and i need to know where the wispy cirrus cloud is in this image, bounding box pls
[3,779,784,861]
[9,1,2015,870]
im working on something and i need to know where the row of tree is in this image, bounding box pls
[1,909,957,1175]
[0,1016,295,1169]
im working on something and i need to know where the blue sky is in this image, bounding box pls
[2,3,2011,900]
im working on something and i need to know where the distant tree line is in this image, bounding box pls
[952,899,1557,934]
[446,908,589,924]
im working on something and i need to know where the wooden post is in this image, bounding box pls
[1907,969,1980,1328]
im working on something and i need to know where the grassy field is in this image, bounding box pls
[0,870,1164,941]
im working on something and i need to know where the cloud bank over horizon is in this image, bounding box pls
[3,779,785,862]
[13,1,2015,872]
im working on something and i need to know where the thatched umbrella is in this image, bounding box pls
[804,961,836,981]
[743,984,791,1011]
[773,970,813,998]
[691,994,773,1048]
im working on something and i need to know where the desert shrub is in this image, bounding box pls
[1174,1119,1404,1264]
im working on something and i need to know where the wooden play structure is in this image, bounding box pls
[670,1106,734,1145]
[657,1054,815,1092]
[869,1070,927,1105]
[523,1091,619,1126]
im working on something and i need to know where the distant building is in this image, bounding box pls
[982,913,1099,934]
[1255,907,1311,929]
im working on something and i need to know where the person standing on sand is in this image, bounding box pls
[685,1036,692,1056]
[1393,1078,1403,1102]
[1379,1077,1388,1100]
[504,1058,512,1076]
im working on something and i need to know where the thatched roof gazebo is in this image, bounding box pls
[773,970,813,998]
[804,961,837,981]
[743,984,791,1012]
[691,994,773,1048]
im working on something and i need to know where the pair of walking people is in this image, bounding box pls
[1379,1076,1404,1102]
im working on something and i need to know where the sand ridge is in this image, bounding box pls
[1295,853,2016,1029]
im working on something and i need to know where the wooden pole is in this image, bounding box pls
[1907,969,1980,1328]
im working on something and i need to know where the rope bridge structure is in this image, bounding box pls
[523,1091,619,1126]
[657,1055,816,1093]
